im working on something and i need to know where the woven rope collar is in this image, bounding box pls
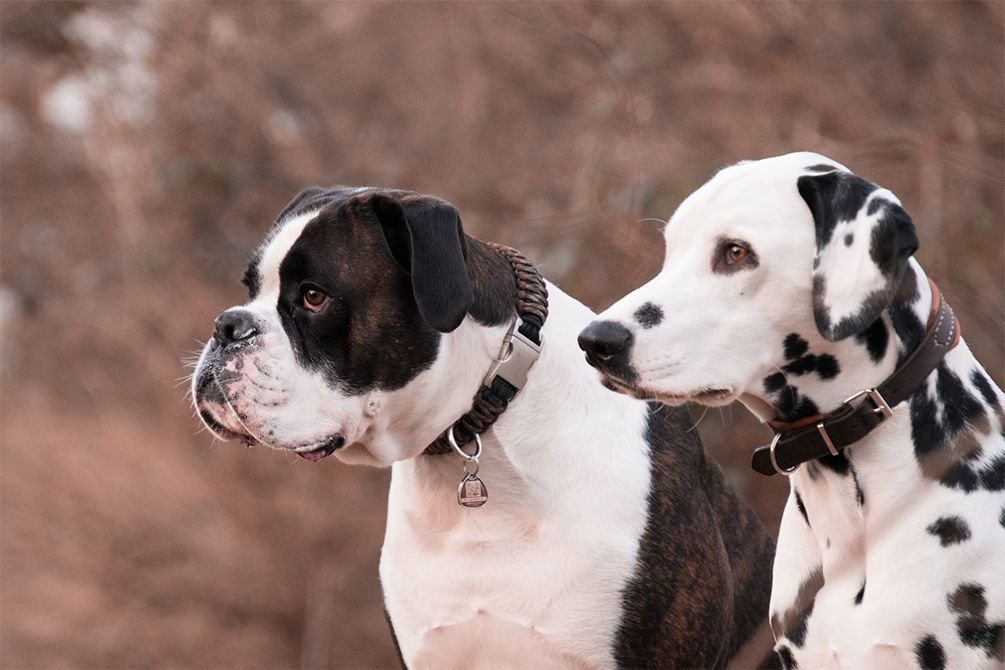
[422,243,549,456]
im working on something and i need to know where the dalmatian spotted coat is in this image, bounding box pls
[579,152,1005,669]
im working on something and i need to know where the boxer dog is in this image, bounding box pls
[192,186,777,669]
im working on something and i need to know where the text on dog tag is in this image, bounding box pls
[457,474,488,509]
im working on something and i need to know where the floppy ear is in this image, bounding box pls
[797,170,919,341]
[275,186,329,223]
[368,193,474,333]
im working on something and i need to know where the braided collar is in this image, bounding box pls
[423,244,549,456]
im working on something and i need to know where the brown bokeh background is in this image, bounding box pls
[1,2,1002,668]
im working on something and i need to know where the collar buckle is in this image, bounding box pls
[842,387,894,421]
[482,316,543,391]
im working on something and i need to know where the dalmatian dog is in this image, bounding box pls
[191,186,779,669]
[579,152,1005,669]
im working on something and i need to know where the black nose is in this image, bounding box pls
[213,309,259,348]
[578,320,634,361]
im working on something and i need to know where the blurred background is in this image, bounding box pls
[1,1,1002,668]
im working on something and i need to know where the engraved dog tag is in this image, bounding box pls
[457,474,488,508]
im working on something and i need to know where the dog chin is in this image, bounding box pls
[603,376,736,407]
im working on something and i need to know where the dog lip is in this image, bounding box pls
[295,436,345,462]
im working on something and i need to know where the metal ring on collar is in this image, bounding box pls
[448,426,482,461]
[769,433,797,476]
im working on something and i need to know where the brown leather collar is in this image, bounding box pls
[423,244,548,456]
[751,279,960,476]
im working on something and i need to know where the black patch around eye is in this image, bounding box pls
[927,516,972,546]
[855,318,889,363]
[241,261,262,299]
[634,302,664,329]
[915,635,946,670]
[711,238,759,275]
[784,334,810,361]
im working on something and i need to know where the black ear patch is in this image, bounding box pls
[798,170,919,341]
[368,193,474,333]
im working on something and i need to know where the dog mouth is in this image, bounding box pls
[196,385,345,462]
[599,374,734,405]
[291,436,346,462]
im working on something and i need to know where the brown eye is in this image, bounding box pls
[727,245,748,264]
[303,288,327,311]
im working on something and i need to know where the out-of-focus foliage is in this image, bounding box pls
[1,2,1001,668]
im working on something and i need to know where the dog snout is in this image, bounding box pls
[213,309,260,348]
[578,320,634,364]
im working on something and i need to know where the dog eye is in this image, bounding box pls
[726,244,749,264]
[303,288,328,312]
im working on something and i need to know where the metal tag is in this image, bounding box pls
[457,474,488,509]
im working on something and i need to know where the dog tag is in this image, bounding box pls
[457,474,488,509]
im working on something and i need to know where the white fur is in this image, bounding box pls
[382,287,653,669]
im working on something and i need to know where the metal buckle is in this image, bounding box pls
[842,388,894,421]
[769,433,798,476]
[816,422,839,456]
[482,316,543,391]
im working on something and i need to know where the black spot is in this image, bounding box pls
[999,506,1005,529]
[981,454,1005,491]
[854,581,866,605]
[844,233,854,246]
[915,635,946,670]
[971,369,1000,407]
[942,460,982,494]
[911,384,948,458]
[867,196,900,217]
[784,334,809,361]
[818,451,850,476]
[949,584,1005,661]
[851,466,865,505]
[786,600,813,648]
[784,354,818,376]
[816,354,840,380]
[777,645,797,669]
[798,171,878,250]
[854,318,889,363]
[888,266,931,366]
[926,516,972,546]
[806,163,839,173]
[764,373,788,393]
[805,461,821,481]
[869,203,919,276]
[937,366,986,434]
[634,302,664,329]
[794,490,810,527]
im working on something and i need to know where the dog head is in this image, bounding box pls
[579,152,917,421]
[192,187,514,466]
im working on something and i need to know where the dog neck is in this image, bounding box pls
[740,259,937,427]
[387,281,646,530]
